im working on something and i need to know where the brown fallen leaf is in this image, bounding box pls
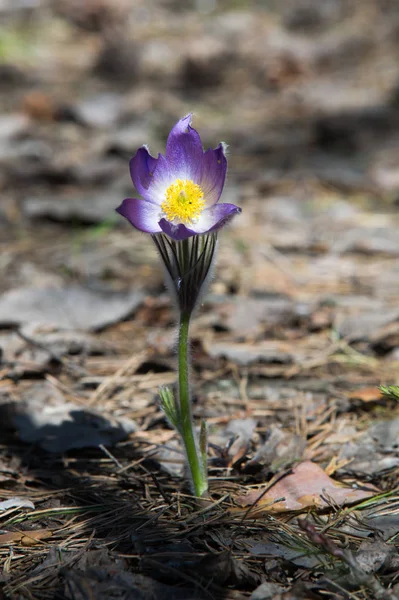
[0,529,53,546]
[234,461,376,515]
[21,91,58,121]
[348,387,383,403]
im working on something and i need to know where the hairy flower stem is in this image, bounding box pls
[178,311,208,497]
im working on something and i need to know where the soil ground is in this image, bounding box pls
[1,1,399,598]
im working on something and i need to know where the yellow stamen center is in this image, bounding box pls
[161,179,205,225]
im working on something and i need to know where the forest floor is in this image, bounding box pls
[0,1,399,598]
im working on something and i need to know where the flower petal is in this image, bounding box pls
[129,147,159,203]
[116,198,162,234]
[158,219,197,241]
[198,144,227,207]
[159,203,241,240]
[165,114,203,179]
[145,153,174,205]
[196,203,241,234]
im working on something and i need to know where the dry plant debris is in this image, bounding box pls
[234,461,377,514]
[0,0,399,598]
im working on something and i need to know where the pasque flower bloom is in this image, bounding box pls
[116,115,241,498]
[116,114,241,241]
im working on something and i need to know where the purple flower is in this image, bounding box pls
[116,114,241,241]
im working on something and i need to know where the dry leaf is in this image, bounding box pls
[235,461,376,515]
[205,341,293,366]
[348,387,383,403]
[3,381,138,452]
[0,529,52,546]
[0,286,143,331]
[0,497,35,511]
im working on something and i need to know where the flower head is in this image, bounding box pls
[116,114,241,241]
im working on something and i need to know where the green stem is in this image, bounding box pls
[178,311,208,497]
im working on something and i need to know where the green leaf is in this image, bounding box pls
[159,386,181,432]
[379,385,399,402]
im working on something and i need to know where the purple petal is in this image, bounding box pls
[165,114,203,179]
[132,148,175,206]
[129,147,159,203]
[198,144,227,207]
[159,203,241,241]
[159,219,198,241]
[196,203,241,234]
[116,198,162,234]
[144,153,173,204]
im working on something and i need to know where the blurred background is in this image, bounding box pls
[1,3,399,597]
[1,0,399,298]
[0,0,399,362]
